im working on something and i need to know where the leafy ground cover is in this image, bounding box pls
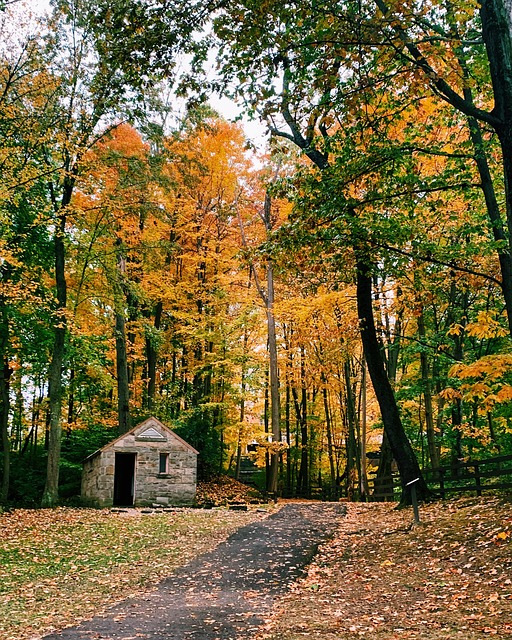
[0,505,268,640]
[260,496,512,639]
[195,475,266,506]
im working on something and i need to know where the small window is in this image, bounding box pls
[159,453,168,474]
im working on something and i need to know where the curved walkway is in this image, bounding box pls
[43,503,345,640]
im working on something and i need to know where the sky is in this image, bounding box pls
[24,0,268,150]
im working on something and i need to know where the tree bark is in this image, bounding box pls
[237,190,281,494]
[146,301,163,411]
[266,259,281,494]
[447,276,467,467]
[234,328,248,481]
[0,301,11,505]
[285,340,292,495]
[321,376,337,487]
[466,115,512,335]
[293,346,309,496]
[417,309,440,469]
[115,249,131,435]
[356,258,431,503]
[41,212,67,508]
[480,0,512,254]
[344,360,359,500]
[359,358,370,501]
[67,368,75,434]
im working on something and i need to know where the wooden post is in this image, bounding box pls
[439,468,445,499]
[406,477,420,523]
[474,463,482,496]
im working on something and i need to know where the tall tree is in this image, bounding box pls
[0,10,56,504]
[37,0,190,505]
[237,183,285,494]
[208,0,512,500]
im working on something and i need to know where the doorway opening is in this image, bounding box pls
[113,452,136,506]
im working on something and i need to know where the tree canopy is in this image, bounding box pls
[2,0,512,506]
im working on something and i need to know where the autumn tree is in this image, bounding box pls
[75,112,261,478]
[210,0,445,501]
[8,0,204,506]
[36,0,138,506]
[0,8,59,504]
[158,114,260,476]
[363,0,512,338]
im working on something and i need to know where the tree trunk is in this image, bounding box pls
[480,0,512,252]
[235,327,249,482]
[466,115,512,336]
[237,191,281,493]
[146,301,163,411]
[234,387,245,483]
[293,396,308,495]
[285,343,292,495]
[450,0,512,336]
[417,309,440,469]
[0,302,11,505]
[41,215,67,508]
[67,368,75,434]
[266,260,281,494]
[115,250,131,435]
[264,367,271,489]
[356,258,430,503]
[359,358,370,501]
[447,277,467,467]
[115,310,131,435]
[344,360,359,500]
[321,376,337,487]
[292,350,309,497]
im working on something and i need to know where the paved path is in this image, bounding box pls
[43,503,345,640]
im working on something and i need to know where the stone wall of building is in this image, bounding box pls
[81,419,197,507]
[81,454,112,507]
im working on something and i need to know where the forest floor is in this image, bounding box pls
[0,504,270,640]
[40,502,343,640]
[260,495,512,639]
[1,490,511,640]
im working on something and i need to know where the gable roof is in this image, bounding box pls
[83,416,199,462]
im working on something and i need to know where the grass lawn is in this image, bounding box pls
[0,506,267,640]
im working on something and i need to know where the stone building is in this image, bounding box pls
[81,416,198,507]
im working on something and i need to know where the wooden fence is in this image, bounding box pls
[367,473,400,501]
[423,453,512,498]
[320,453,512,502]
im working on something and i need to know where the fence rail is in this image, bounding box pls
[423,453,512,498]
[367,474,400,501]
[364,453,512,501]
[300,454,512,502]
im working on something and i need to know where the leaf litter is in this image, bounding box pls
[259,496,512,639]
[2,496,511,640]
[0,505,269,640]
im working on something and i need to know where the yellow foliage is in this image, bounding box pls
[465,311,508,339]
[494,416,510,431]
[447,352,512,421]
[448,355,512,381]
[439,387,462,401]
[401,399,420,413]
[495,386,512,402]
[460,381,491,398]
[447,323,464,336]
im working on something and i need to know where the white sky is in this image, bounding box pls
[23,0,268,149]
